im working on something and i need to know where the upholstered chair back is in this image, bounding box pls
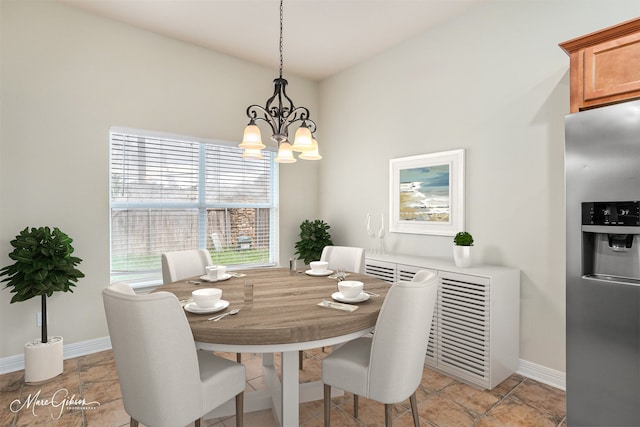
[320,246,365,273]
[368,271,438,403]
[103,284,204,427]
[161,249,212,284]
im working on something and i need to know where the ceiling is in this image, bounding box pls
[56,0,487,81]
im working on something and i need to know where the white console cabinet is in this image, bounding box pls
[365,253,520,390]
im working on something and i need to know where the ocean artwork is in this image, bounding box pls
[399,164,450,222]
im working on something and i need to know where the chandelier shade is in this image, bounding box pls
[299,139,322,160]
[241,147,264,160]
[239,121,265,150]
[240,0,320,163]
[291,123,314,152]
[274,142,296,163]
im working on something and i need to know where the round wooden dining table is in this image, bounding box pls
[159,267,389,427]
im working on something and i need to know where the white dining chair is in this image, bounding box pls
[161,249,213,285]
[320,245,365,273]
[412,269,436,283]
[299,245,366,369]
[321,271,438,427]
[103,282,246,427]
[161,249,244,363]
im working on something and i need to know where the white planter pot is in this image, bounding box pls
[453,246,472,268]
[24,336,63,383]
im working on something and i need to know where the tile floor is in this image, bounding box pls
[1,349,566,426]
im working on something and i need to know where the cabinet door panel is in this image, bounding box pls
[437,272,490,387]
[584,32,640,103]
[364,259,396,282]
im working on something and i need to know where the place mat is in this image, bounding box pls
[318,300,359,312]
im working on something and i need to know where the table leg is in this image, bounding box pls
[281,350,299,427]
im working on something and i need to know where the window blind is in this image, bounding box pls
[110,129,277,285]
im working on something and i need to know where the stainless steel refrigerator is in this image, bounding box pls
[565,99,640,426]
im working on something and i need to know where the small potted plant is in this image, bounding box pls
[0,226,84,382]
[453,231,473,268]
[294,219,334,265]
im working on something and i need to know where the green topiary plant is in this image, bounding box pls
[294,219,334,265]
[453,231,474,246]
[0,226,84,344]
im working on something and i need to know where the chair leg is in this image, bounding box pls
[130,419,139,427]
[385,403,393,427]
[353,394,359,419]
[236,353,242,363]
[299,350,304,369]
[236,391,244,427]
[409,392,419,427]
[324,384,331,427]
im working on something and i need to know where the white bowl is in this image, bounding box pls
[338,281,364,298]
[310,261,329,272]
[192,288,222,308]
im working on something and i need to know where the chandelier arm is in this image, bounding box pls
[280,106,313,131]
[305,119,317,134]
[246,104,279,136]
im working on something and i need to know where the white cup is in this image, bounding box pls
[310,261,329,272]
[216,265,227,279]
[192,288,222,308]
[205,266,218,281]
[338,281,364,298]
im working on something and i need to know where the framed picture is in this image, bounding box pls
[389,149,465,236]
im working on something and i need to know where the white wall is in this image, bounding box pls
[318,0,639,373]
[3,0,638,375]
[0,0,318,358]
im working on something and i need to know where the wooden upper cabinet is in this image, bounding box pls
[560,17,640,112]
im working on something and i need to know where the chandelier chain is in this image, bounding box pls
[279,0,284,78]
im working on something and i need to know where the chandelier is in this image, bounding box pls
[239,0,320,163]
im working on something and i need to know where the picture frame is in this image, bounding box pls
[389,149,465,236]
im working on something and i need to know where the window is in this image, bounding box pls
[110,128,278,285]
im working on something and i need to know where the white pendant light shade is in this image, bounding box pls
[239,123,265,150]
[291,124,313,152]
[299,138,322,160]
[275,142,296,163]
[242,148,264,160]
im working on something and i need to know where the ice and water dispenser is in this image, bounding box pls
[581,201,640,284]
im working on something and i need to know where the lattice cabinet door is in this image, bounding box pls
[364,258,396,282]
[436,271,491,388]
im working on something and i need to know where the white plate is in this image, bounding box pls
[184,300,229,314]
[305,269,334,277]
[199,273,232,282]
[331,292,370,303]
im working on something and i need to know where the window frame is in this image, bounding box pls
[109,126,279,287]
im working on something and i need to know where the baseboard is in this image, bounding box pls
[517,358,566,391]
[0,336,112,375]
[2,338,566,392]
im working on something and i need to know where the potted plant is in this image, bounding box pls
[0,226,84,382]
[294,219,334,265]
[453,231,473,268]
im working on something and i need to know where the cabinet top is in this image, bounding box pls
[559,16,640,54]
[365,252,519,275]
